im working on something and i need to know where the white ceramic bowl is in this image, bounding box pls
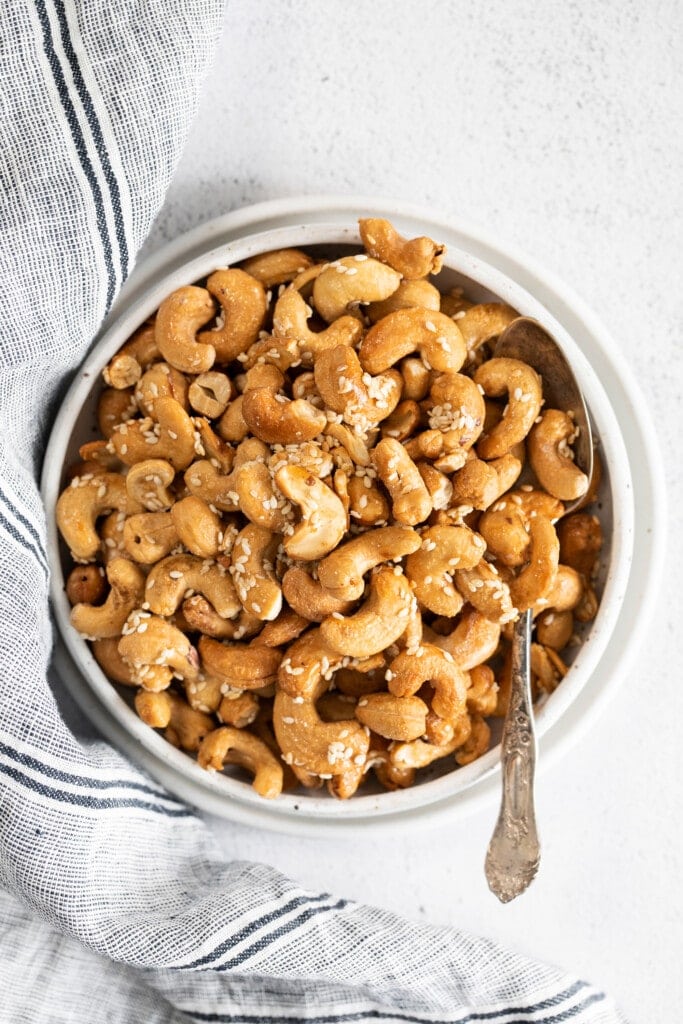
[42,197,663,836]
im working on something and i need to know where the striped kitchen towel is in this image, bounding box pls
[0,3,626,1022]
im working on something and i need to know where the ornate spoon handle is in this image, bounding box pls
[485,609,540,903]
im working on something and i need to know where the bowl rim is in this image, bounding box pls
[42,195,662,834]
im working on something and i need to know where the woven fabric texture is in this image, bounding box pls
[0,4,627,1022]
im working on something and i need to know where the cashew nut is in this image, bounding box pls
[155,285,216,373]
[196,269,267,364]
[122,511,179,564]
[314,346,402,429]
[70,558,145,640]
[170,495,225,558]
[273,688,369,777]
[355,692,428,742]
[429,606,501,670]
[272,287,362,364]
[241,247,314,287]
[456,303,517,355]
[188,371,233,418]
[507,515,560,612]
[455,559,516,624]
[450,453,522,511]
[145,553,240,620]
[557,512,603,577]
[275,465,346,560]
[281,566,354,622]
[405,525,486,616]
[56,472,138,561]
[242,382,326,445]
[103,320,159,389]
[367,278,441,323]
[359,218,445,279]
[229,523,282,620]
[198,635,282,690]
[109,396,196,470]
[317,525,421,601]
[97,387,137,438]
[388,645,469,725]
[277,628,346,699]
[198,727,283,799]
[360,308,466,375]
[135,690,214,752]
[528,409,589,501]
[320,566,415,658]
[92,637,138,686]
[371,438,432,526]
[312,256,401,322]
[118,613,199,690]
[126,459,175,511]
[474,358,542,459]
[134,362,189,417]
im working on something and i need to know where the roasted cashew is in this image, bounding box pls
[467,664,499,716]
[274,465,346,560]
[427,372,486,460]
[122,511,179,564]
[388,645,469,725]
[491,487,564,523]
[312,255,401,322]
[557,512,603,577]
[217,690,260,729]
[359,218,445,280]
[272,287,362,365]
[277,628,346,699]
[405,525,486,616]
[370,737,416,791]
[317,525,421,601]
[478,505,530,566]
[65,564,106,606]
[400,357,431,401]
[198,635,282,690]
[367,278,441,323]
[182,595,261,641]
[355,692,428,742]
[109,396,196,470]
[507,515,560,612]
[320,566,415,658]
[455,303,517,355]
[429,606,501,670]
[440,288,472,319]
[233,459,293,533]
[531,643,568,694]
[455,560,516,624]
[92,637,138,685]
[360,308,466,375]
[170,495,224,558]
[474,358,543,460]
[528,409,589,501]
[155,285,216,374]
[188,371,233,418]
[184,460,239,512]
[314,346,402,429]
[194,418,236,474]
[241,335,300,373]
[281,566,354,622]
[126,459,175,512]
[57,472,138,561]
[455,714,491,766]
[196,269,267,364]
[216,394,249,443]
[135,362,189,417]
[97,387,137,438]
[324,422,372,466]
[251,608,309,648]
[241,247,314,287]
[416,462,453,511]
[381,400,422,442]
[371,438,432,526]
[347,474,390,526]
[145,553,240,619]
[135,690,214,752]
[198,727,283,799]
[273,687,369,776]
[103,321,159,389]
[70,558,145,640]
[118,614,199,690]
[182,672,224,713]
[450,453,522,511]
[535,609,574,649]
[390,730,466,770]
[242,380,327,445]
[535,563,583,614]
[229,523,282,620]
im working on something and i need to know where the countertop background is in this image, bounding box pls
[134,2,681,1021]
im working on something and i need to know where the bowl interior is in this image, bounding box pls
[43,221,631,824]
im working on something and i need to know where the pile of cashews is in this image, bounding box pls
[57,217,604,801]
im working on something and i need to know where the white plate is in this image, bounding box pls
[42,196,665,835]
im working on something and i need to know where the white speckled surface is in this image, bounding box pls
[131,2,682,1019]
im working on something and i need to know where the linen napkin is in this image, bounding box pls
[0,3,627,1022]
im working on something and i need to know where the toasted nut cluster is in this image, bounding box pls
[57,217,604,801]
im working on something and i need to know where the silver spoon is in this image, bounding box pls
[484,316,593,903]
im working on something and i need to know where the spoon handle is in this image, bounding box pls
[485,609,540,903]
